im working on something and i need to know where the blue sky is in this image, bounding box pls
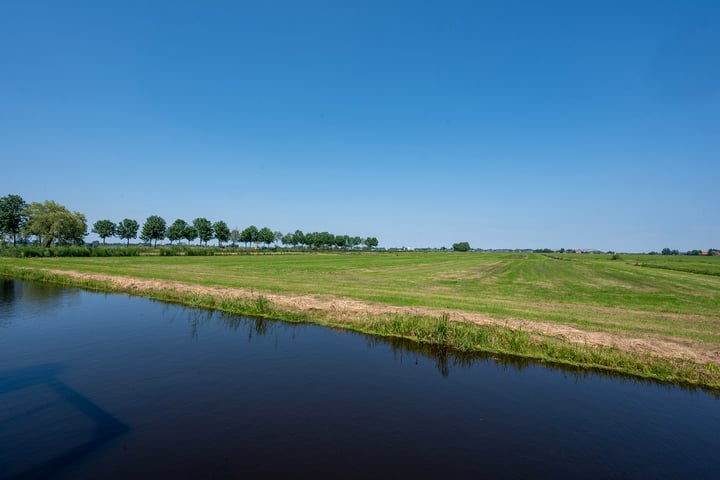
[1,0,718,251]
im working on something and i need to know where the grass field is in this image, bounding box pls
[2,251,719,388]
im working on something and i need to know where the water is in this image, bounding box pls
[1,279,718,479]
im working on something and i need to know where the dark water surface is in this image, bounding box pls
[1,279,718,479]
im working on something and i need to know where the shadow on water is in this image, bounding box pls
[0,364,130,480]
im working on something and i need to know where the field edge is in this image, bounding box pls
[2,264,719,391]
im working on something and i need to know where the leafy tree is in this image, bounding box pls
[0,194,26,246]
[281,233,294,247]
[318,232,335,248]
[304,232,319,248]
[166,219,188,245]
[452,242,471,252]
[92,219,116,245]
[213,220,230,246]
[240,225,258,248]
[229,228,240,246]
[293,230,305,247]
[273,231,283,247]
[183,225,198,245]
[141,215,167,247]
[258,227,275,247]
[351,236,362,249]
[24,200,87,247]
[193,217,213,246]
[364,237,379,249]
[116,218,139,246]
[335,235,349,249]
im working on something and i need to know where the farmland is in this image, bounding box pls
[1,251,719,387]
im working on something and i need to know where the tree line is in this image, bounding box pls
[0,194,379,250]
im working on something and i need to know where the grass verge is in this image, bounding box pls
[2,265,718,391]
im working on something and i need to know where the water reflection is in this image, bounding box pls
[0,278,81,327]
[2,279,719,479]
[369,333,720,396]
[177,303,720,396]
[0,279,14,327]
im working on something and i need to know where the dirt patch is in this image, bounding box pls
[39,268,720,365]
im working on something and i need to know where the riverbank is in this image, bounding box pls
[2,261,719,390]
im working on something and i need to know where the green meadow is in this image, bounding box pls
[2,251,719,387]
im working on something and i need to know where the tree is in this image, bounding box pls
[183,225,198,245]
[240,225,258,248]
[166,219,187,245]
[304,231,319,249]
[229,228,241,246]
[258,227,275,248]
[273,231,283,247]
[364,237,379,249]
[141,215,166,247]
[116,218,139,246]
[92,220,116,245]
[319,231,335,248]
[0,194,26,246]
[293,230,305,248]
[24,200,87,247]
[335,235,349,249]
[452,242,471,252]
[281,233,294,247]
[213,220,230,246]
[193,218,213,246]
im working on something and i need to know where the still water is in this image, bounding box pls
[1,279,718,479]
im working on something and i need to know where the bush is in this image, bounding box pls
[0,245,141,257]
[452,242,471,252]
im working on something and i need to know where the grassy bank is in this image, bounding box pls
[1,252,719,389]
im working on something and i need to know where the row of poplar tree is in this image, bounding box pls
[0,194,379,249]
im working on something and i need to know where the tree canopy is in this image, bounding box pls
[141,215,166,246]
[183,225,198,245]
[166,219,188,245]
[452,242,471,252]
[24,200,87,247]
[2,193,381,251]
[258,227,275,247]
[364,237,379,249]
[0,194,26,246]
[193,217,213,245]
[116,218,139,246]
[213,221,230,246]
[92,220,116,245]
[229,228,241,246]
[240,225,258,248]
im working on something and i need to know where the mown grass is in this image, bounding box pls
[1,252,718,339]
[1,252,719,388]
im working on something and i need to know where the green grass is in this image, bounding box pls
[1,251,719,388]
[2,252,717,338]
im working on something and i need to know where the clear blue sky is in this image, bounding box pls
[1,0,718,251]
